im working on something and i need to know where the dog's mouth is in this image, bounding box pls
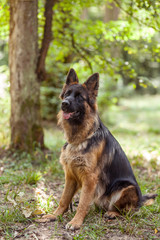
[62,111,80,120]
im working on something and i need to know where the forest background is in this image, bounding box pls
[0,0,160,239]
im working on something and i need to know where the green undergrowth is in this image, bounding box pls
[0,95,160,239]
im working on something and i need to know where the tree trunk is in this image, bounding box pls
[37,0,57,82]
[9,0,44,150]
[104,2,120,22]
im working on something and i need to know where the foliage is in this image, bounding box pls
[0,1,9,40]
[41,0,160,119]
[50,0,160,75]
[0,0,160,119]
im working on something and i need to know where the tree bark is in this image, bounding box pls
[37,0,57,82]
[104,2,120,22]
[9,0,44,150]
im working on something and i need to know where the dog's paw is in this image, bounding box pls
[35,214,57,223]
[65,220,82,231]
[104,211,120,220]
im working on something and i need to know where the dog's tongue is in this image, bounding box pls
[63,112,73,119]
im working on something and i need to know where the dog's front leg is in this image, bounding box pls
[53,176,77,216]
[38,175,77,222]
[66,174,97,230]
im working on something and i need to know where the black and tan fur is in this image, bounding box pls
[39,69,157,230]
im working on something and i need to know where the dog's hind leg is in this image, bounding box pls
[104,211,121,219]
[105,185,139,219]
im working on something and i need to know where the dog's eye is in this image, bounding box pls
[75,92,84,100]
[64,90,71,97]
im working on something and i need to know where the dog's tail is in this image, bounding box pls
[142,193,157,206]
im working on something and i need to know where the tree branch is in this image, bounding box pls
[37,0,58,82]
[113,0,159,31]
[71,33,93,73]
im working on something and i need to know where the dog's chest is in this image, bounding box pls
[60,142,88,168]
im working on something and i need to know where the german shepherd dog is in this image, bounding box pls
[40,69,157,230]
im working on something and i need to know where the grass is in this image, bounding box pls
[0,94,160,239]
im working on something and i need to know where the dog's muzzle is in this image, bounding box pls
[62,99,70,111]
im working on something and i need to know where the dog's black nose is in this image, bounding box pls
[62,100,70,110]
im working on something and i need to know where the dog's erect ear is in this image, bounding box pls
[84,73,99,97]
[60,68,79,99]
[66,68,79,85]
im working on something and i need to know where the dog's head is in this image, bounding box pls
[60,68,99,125]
